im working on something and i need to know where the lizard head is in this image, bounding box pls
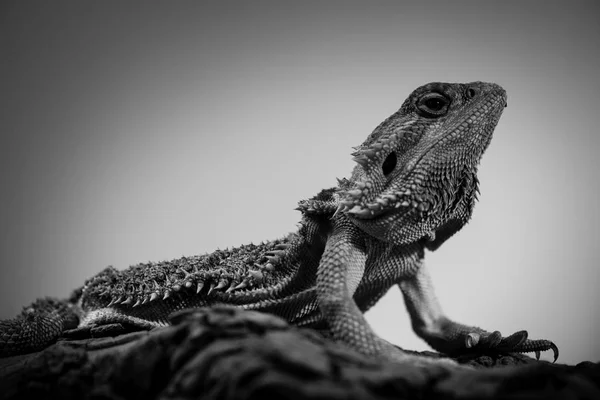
[337,81,507,249]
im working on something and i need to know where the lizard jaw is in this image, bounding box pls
[342,168,478,244]
[340,165,478,221]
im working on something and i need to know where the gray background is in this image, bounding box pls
[1,1,598,364]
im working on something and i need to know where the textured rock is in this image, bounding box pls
[0,307,598,400]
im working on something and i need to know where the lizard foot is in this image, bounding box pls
[465,330,559,362]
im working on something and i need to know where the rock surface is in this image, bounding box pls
[0,306,598,400]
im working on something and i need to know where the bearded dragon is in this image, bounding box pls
[0,81,558,363]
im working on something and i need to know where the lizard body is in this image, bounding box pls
[0,82,557,363]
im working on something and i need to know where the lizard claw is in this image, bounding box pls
[528,340,559,363]
[551,342,559,363]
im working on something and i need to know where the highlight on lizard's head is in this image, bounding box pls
[337,81,507,248]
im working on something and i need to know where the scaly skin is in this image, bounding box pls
[0,82,557,364]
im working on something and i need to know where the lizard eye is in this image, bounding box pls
[424,98,445,110]
[416,93,450,117]
[382,151,397,176]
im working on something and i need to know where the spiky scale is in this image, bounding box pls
[348,208,371,218]
[248,269,263,281]
[352,155,369,166]
[207,283,216,295]
[363,148,377,159]
[234,280,249,291]
[264,263,275,271]
[225,283,236,293]
[348,205,363,214]
[177,268,191,279]
[347,189,363,198]
[340,200,355,208]
[214,279,228,291]
[268,250,286,257]
[265,257,279,267]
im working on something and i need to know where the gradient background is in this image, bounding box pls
[1,1,598,364]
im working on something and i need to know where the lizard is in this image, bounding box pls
[0,81,558,364]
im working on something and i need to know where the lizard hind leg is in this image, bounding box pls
[68,307,163,340]
[0,297,80,357]
[62,322,143,341]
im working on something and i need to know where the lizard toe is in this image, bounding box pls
[496,330,528,350]
[475,330,502,349]
[513,338,559,363]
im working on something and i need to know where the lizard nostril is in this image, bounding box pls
[467,87,478,98]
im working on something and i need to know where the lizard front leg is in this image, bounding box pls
[398,262,559,361]
[316,218,411,360]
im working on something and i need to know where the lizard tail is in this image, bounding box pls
[0,295,80,357]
